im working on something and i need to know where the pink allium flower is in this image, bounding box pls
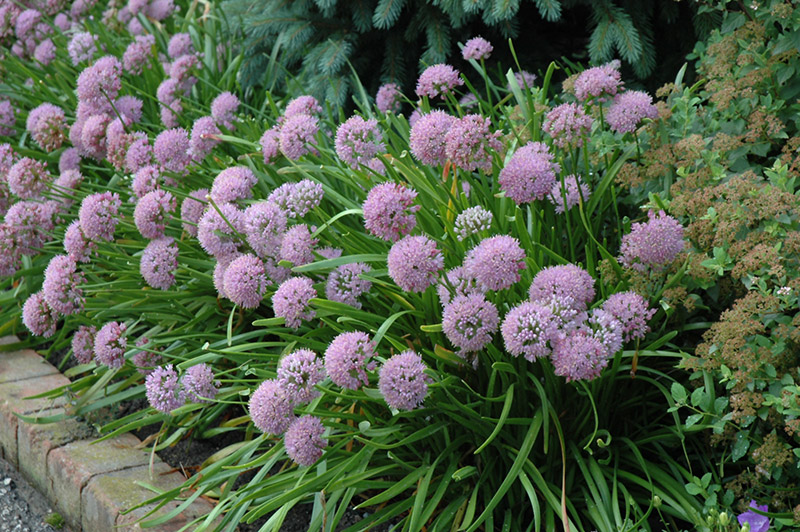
[325,331,376,390]
[326,263,372,309]
[267,179,323,219]
[436,266,485,307]
[601,291,655,342]
[213,254,237,299]
[244,201,287,258]
[94,321,127,369]
[378,350,429,410]
[318,247,342,260]
[416,64,463,99]
[574,61,622,102]
[376,83,402,113]
[279,114,319,160]
[549,175,590,214]
[105,120,137,170]
[59,148,81,173]
[167,32,193,59]
[7,157,51,198]
[181,188,208,237]
[64,220,96,263]
[259,127,280,164]
[169,55,199,93]
[501,301,559,361]
[0,99,15,136]
[79,191,121,241]
[68,31,97,65]
[619,210,684,271]
[33,39,55,65]
[123,34,154,75]
[22,291,58,337]
[249,379,295,434]
[284,415,327,466]
[529,264,595,312]
[551,328,610,381]
[190,116,221,161]
[409,110,456,166]
[605,90,659,134]
[444,114,501,172]
[211,91,239,130]
[272,276,316,329]
[277,349,325,404]
[15,9,41,39]
[131,165,161,199]
[154,127,191,174]
[197,202,244,258]
[362,182,419,242]
[52,169,83,208]
[223,254,268,308]
[335,115,385,168]
[140,237,179,290]
[284,95,322,119]
[210,166,257,204]
[442,294,499,354]
[126,138,153,173]
[543,103,593,148]
[53,13,69,31]
[454,206,492,241]
[0,224,21,276]
[72,325,96,364]
[132,337,162,376]
[145,364,185,413]
[498,142,560,204]
[508,70,537,91]
[464,235,526,291]
[182,363,219,403]
[280,224,317,267]
[4,201,56,255]
[76,56,122,109]
[79,113,111,161]
[462,36,492,61]
[134,189,175,239]
[387,235,443,293]
[42,255,84,315]
[587,307,623,355]
[115,95,144,123]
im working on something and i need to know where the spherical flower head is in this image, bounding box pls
[498,142,560,204]
[154,128,191,174]
[501,301,560,361]
[462,36,492,61]
[442,294,499,354]
[105,120,137,170]
[574,61,622,102]
[223,254,268,308]
[78,113,111,161]
[68,31,97,65]
[126,138,153,174]
[280,224,317,267]
[33,39,56,65]
[140,237,179,290]
[543,103,593,148]
[244,201,287,258]
[211,166,257,204]
[72,325,96,364]
[167,32,193,59]
[181,363,219,403]
[529,264,595,312]
[94,321,127,369]
[362,182,419,242]
[0,224,21,276]
[737,501,770,532]
[190,116,221,161]
[4,201,56,255]
[409,110,456,167]
[416,64,463,99]
[7,157,51,198]
[601,291,655,343]
[131,165,160,199]
[549,175,590,214]
[508,70,537,91]
[619,210,684,271]
[605,90,659,134]
[59,148,81,173]
[587,307,623,355]
[211,91,239,130]
[445,114,501,173]
[79,192,121,241]
[115,96,144,123]
[22,291,58,338]
[53,12,69,31]
[454,206,492,241]
[464,235,526,291]
[63,222,92,267]
[197,202,244,258]
[387,235,444,293]
[325,331,376,390]
[379,351,430,410]
[132,337,162,376]
[212,254,237,299]
[279,114,319,160]
[134,189,176,239]
[76,56,122,109]
[436,266,486,307]
[169,55,200,92]
[376,83,402,113]
[273,276,316,329]
[180,188,208,237]
[284,415,327,466]
[326,263,372,309]
[284,95,322,119]
[551,328,610,381]
[145,365,185,413]
[123,34,155,75]
[249,379,295,434]
[268,179,324,219]
[42,255,84,315]
[15,9,41,39]
[260,127,280,164]
[27,106,66,155]
[277,349,325,404]
[0,99,16,136]
[335,115,385,168]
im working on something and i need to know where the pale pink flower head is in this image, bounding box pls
[197,202,245,258]
[436,266,486,307]
[249,379,294,435]
[259,127,280,164]
[619,210,684,271]
[272,276,316,329]
[167,32,193,59]
[362,182,419,242]
[94,321,127,369]
[42,254,85,315]
[63,220,96,263]
[280,224,317,267]
[574,61,622,102]
[7,157,51,198]
[68,31,97,65]
[601,291,655,343]
[501,301,559,362]
[277,349,325,405]
[223,254,268,308]
[442,294,499,355]
[378,350,430,410]
[210,166,257,204]
[78,191,121,241]
[72,325,96,364]
[134,189,176,239]
[76,56,122,109]
[278,114,319,160]
[153,128,191,174]
[543,103,593,148]
[416,64,463,99]
[140,237,179,290]
[444,114,501,173]
[22,291,58,338]
[145,365,184,413]
[529,264,595,312]
[211,91,239,130]
[454,206,492,241]
[605,90,659,134]
[549,175,590,214]
[190,116,221,161]
[26,103,66,152]
[243,201,287,258]
[387,235,443,293]
[462,36,492,61]
[464,235,526,291]
[182,363,219,403]
[284,95,322,119]
[284,415,327,466]
[324,331,376,390]
[551,328,611,381]
[409,110,456,166]
[131,165,161,199]
[180,189,208,237]
[335,115,385,168]
[325,263,372,309]
[498,142,560,205]
[123,34,155,75]
[376,83,402,113]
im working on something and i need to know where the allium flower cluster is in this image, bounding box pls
[76,56,122,110]
[280,224,317,267]
[362,182,419,242]
[169,55,199,92]
[464,235,526,291]
[182,363,219,402]
[549,175,590,213]
[249,379,294,434]
[284,415,327,466]
[284,96,322,119]
[33,39,55,65]
[501,301,558,361]
[79,113,111,160]
[211,166,257,204]
[68,32,97,65]
[5,201,56,255]
[454,206,492,241]
[259,127,280,164]
[123,34,154,75]
[326,263,372,309]
[267,179,323,218]
[131,165,160,199]
[59,148,80,173]
[462,36,492,60]
[132,337,163,376]
[126,138,153,173]
[167,33,193,59]
[378,351,429,410]
[335,116,385,168]
[223,254,268,308]
[550,328,610,381]
[605,90,659,134]
[72,325,96,364]
[243,201,287,258]
[509,70,537,90]
[325,331,376,390]
[272,276,316,329]
[26,103,66,151]
[574,61,622,102]
[279,114,319,160]
[42,255,85,315]
[498,142,560,204]
[7,157,51,198]
[197,202,244,258]
[543,103,593,148]
[277,349,325,404]
[180,189,208,237]
[387,235,443,293]
[529,264,595,312]
[211,91,239,130]
[442,294,499,354]
[94,321,127,369]
[436,266,485,307]
[140,237,179,290]
[190,116,221,161]
[153,128,191,174]
[0,99,15,136]
[376,83,402,113]
[601,291,655,342]
[79,192,121,241]
[619,210,684,271]
[22,291,58,338]
[444,114,501,173]
[134,189,176,239]
[409,110,456,166]
[416,64,463,99]
[145,365,184,413]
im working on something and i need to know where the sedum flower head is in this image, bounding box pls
[223,254,268,308]
[442,294,499,354]
[462,36,493,61]
[416,64,463,99]
[387,235,444,293]
[605,90,658,134]
[182,363,219,403]
[272,276,316,329]
[284,415,327,466]
[409,110,456,167]
[326,263,372,309]
[94,321,127,369]
[249,379,295,434]
[140,237,179,290]
[543,103,593,148]
[325,331,377,390]
[335,115,385,168]
[378,350,430,410]
[619,210,684,271]
[454,206,492,241]
[277,349,325,404]
[529,264,595,312]
[42,255,84,315]
[22,291,58,338]
[72,325,96,364]
[362,182,419,242]
[498,142,560,205]
[145,364,185,413]
[464,235,526,291]
[444,114,502,173]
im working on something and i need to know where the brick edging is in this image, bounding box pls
[0,336,215,531]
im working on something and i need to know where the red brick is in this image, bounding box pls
[0,348,58,384]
